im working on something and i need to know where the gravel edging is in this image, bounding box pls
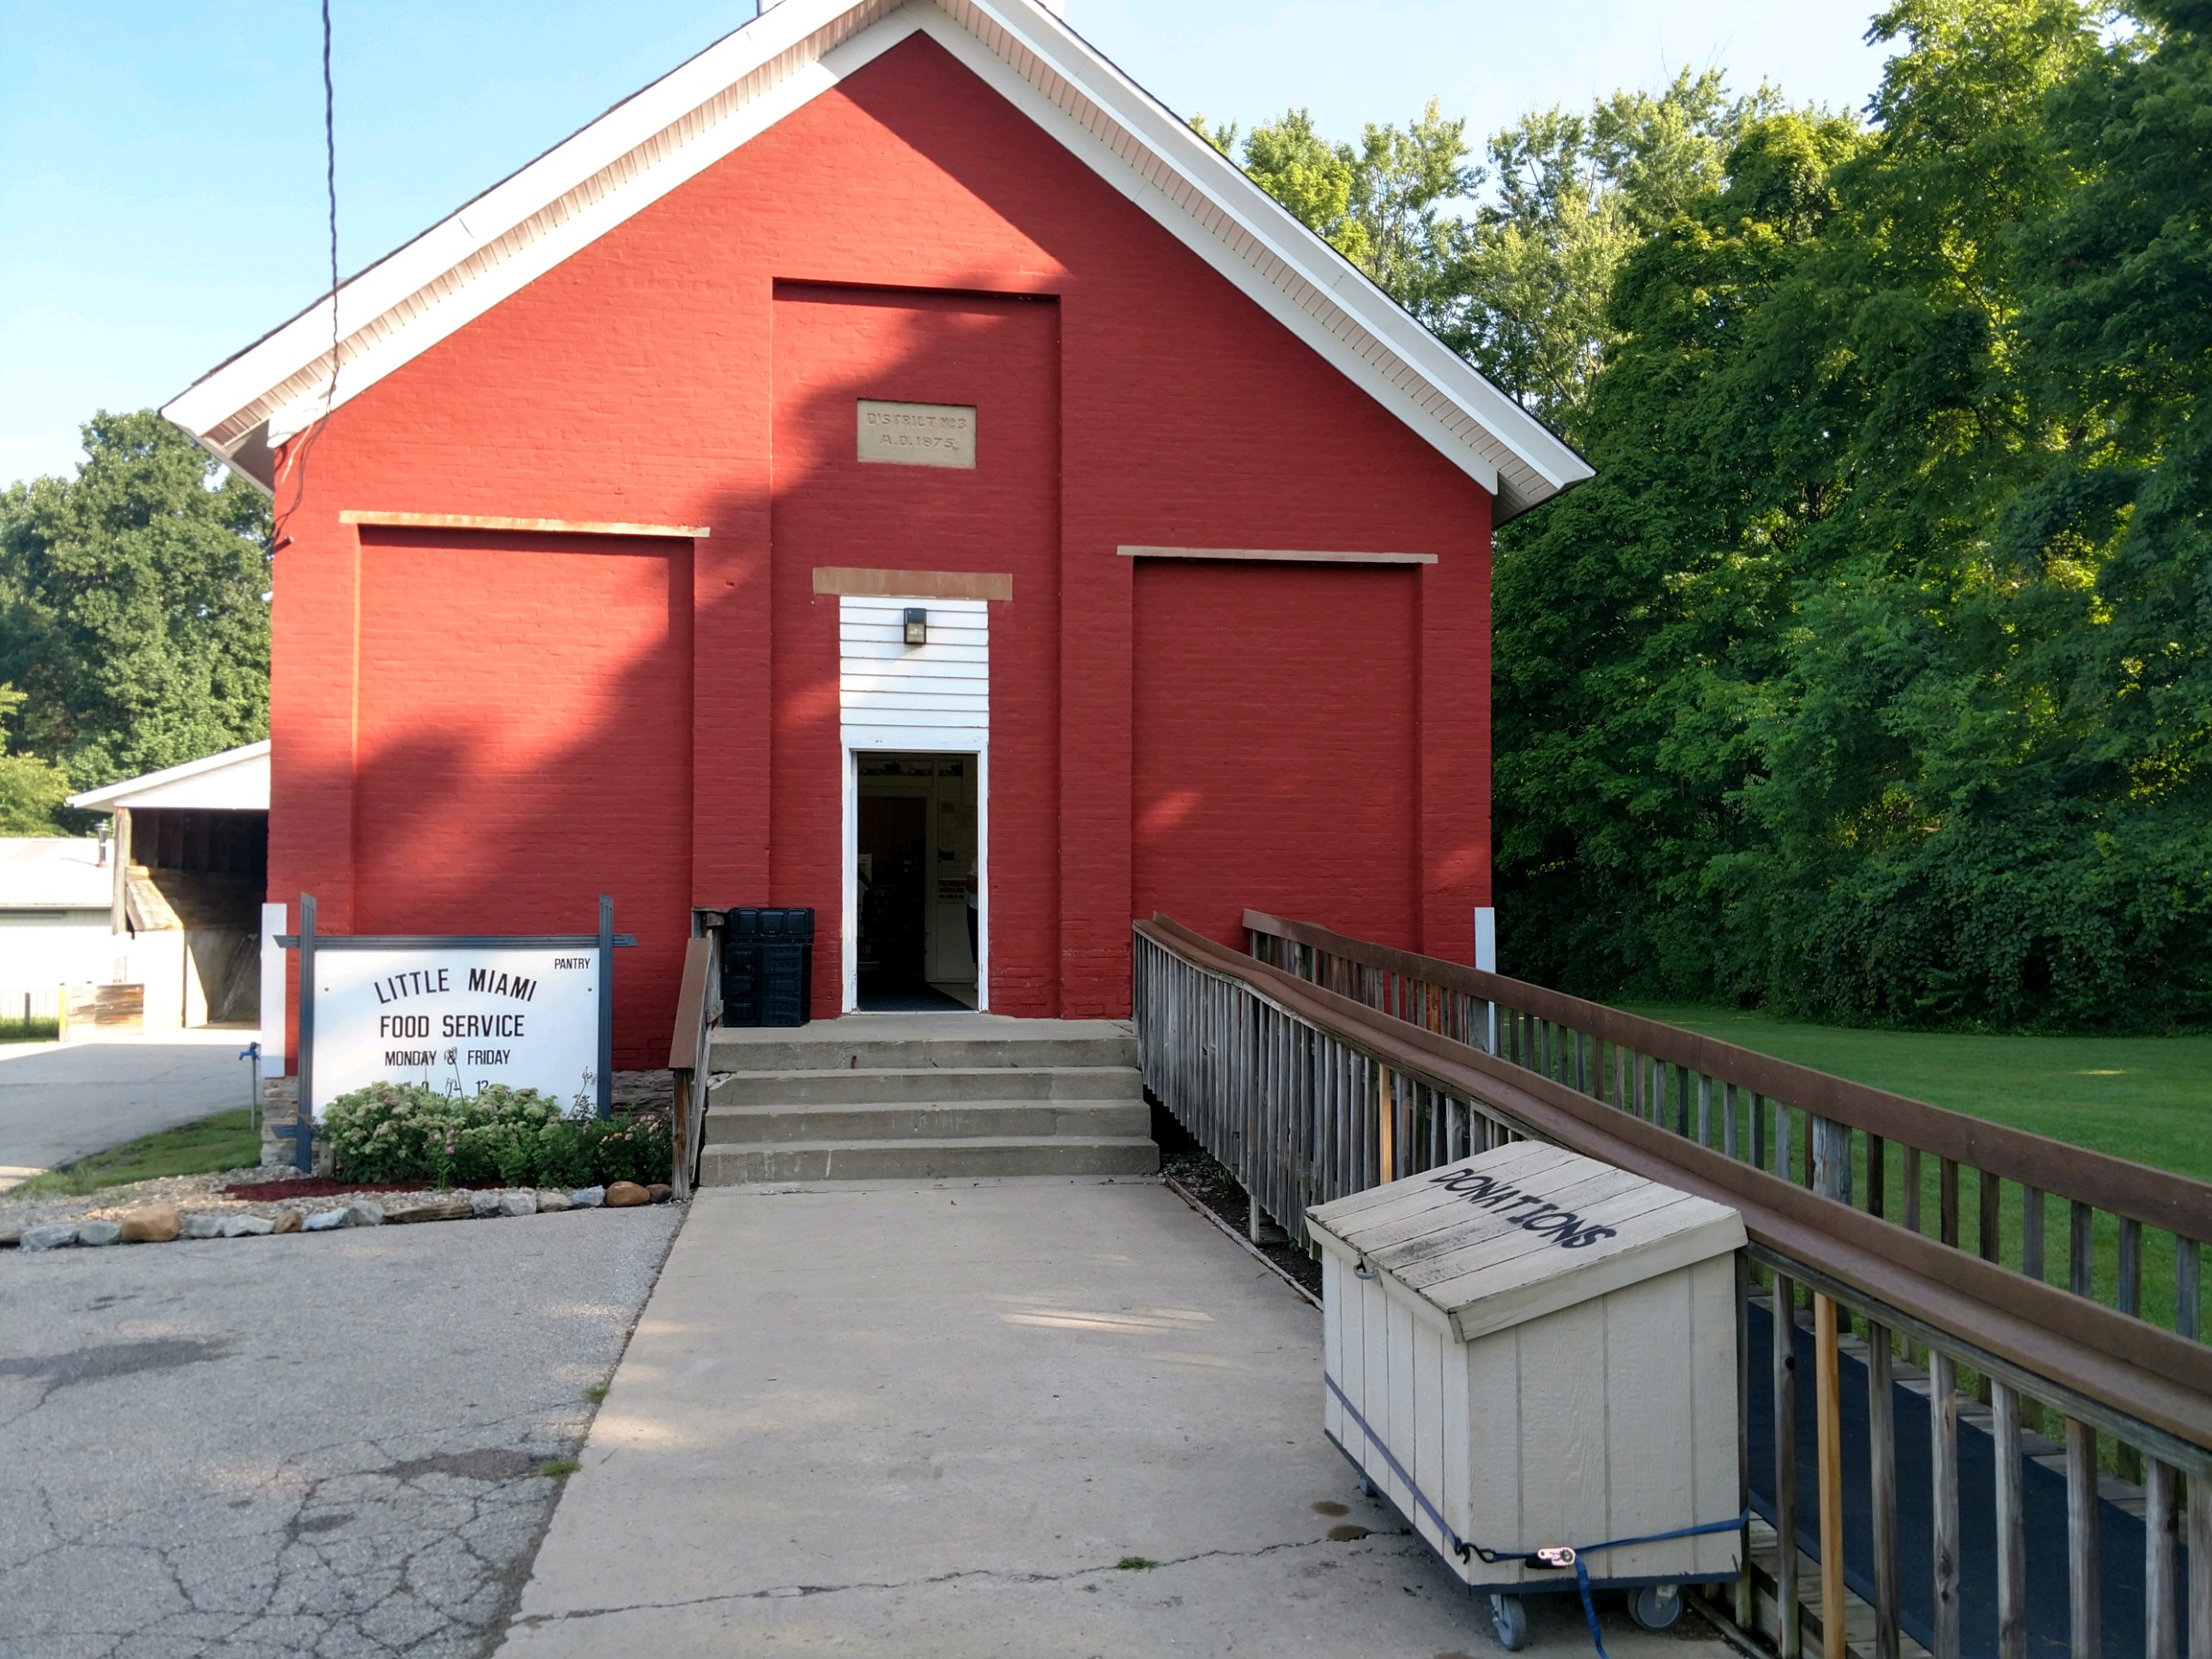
[1,1171,676,1252]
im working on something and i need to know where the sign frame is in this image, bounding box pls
[277,893,639,1172]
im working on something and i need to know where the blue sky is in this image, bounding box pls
[1,1,1891,487]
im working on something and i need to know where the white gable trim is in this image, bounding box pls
[67,741,272,813]
[163,0,1588,516]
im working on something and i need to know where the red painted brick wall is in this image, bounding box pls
[1132,561,1420,951]
[267,28,1493,1061]
[352,527,692,1058]
[769,287,1059,1013]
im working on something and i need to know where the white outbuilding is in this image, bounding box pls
[66,742,270,1030]
[0,838,116,1021]
[1306,1140,1747,1649]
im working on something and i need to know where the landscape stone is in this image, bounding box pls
[342,1200,385,1228]
[604,1181,650,1208]
[387,1196,472,1224]
[222,1215,276,1238]
[471,1190,505,1218]
[537,1190,572,1213]
[20,1223,78,1251]
[180,1214,227,1240]
[117,1204,181,1244]
[497,1190,538,1217]
[303,1208,348,1232]
[272,1210,303,1234]
[76,1220,123,1247]
[646,1183,673,1204]
[570,1186,605,1208]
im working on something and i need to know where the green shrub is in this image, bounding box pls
[323,1082,669,1189]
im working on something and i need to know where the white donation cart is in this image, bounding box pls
[1306,1140,1748,1651]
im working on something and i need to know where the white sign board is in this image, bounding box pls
[309,945,601,1115]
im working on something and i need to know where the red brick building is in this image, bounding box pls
[165,0,1586,1067]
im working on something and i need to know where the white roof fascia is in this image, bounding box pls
[67,742,272,813]
[915,2,1579,506]
[164,0,1589,514]
[165,0,901,454]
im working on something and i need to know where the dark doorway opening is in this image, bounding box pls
[854,752,978,1012]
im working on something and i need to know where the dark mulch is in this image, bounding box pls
[1152,1100,1323,1299]
[221,1178,505,1201]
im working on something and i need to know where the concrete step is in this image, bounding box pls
[712,1065,1143,1108]
[708,1016,1134,1075]
[699,1135,1160,1184]
[704,1098,1149,1146]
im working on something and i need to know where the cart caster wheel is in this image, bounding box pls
[1359,1473,1380,1499]
[1629,1583,1682,1632]
[1489,1593,1530,1651]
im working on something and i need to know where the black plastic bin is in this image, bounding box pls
[723,907,814,1027]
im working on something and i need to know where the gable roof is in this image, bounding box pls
[67,742,272,814]
[161,0,1591,520]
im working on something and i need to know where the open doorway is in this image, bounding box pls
[852,752,979,1012]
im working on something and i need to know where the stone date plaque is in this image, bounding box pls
[857,400,976,469]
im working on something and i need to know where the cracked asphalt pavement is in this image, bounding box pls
[0,1205,682,1658]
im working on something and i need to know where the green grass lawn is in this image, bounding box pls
[1622,1002,2211,1341]
[9,1109,261,1199]
[1622,1003,2212,1185]
[0,1017,60,1044]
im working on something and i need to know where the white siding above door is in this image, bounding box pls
[839,596,987,750]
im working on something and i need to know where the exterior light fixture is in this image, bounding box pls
[904,608,928,647]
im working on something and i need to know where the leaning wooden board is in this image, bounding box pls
[1309,1141,1748,1591]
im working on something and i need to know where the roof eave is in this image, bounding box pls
[165,0,1593,514]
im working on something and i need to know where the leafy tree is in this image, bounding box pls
[1214,76,1773,444]
[1492,108,1864,999]
[1494,0,2212,1031]
[1206,101,1482,331]
[0,410,271,790]
[0,682,73,834]
[1445,71,1773,440]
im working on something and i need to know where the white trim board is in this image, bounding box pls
[68,741,272,813]
[160,0,1587,518]
[1118,546,1438,566]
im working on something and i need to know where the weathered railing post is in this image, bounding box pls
[1154,914,2212,1659]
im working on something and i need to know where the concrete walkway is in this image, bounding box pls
[0,1029,260,1188]
[502,1178,1731,1656]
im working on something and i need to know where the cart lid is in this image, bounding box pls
[1305,1141,1747,1341]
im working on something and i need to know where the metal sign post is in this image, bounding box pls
[280,894,318,1172]
[598,893,615,1118]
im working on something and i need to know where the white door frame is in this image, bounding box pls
[841,736,987,1014]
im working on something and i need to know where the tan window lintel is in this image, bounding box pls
[1116,545,1437,565]
[340,511,709,538]
[813,566,1013,602]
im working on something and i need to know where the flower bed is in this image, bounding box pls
[323,1084,671,1190]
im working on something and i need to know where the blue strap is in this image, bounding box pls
[1552,1511,1748,1659]
[1326,1367,1743,1659]
[1321,1371,1466,1555]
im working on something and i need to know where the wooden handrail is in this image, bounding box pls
[667,936,714,1072]
[666,922,723,1200]
[1242,908,2212,1243]
[1148,915,2212,1462]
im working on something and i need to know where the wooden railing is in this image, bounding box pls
[1136,914,2212,1659]
[1245,910,2208,1350]
[666,910,724,1200]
